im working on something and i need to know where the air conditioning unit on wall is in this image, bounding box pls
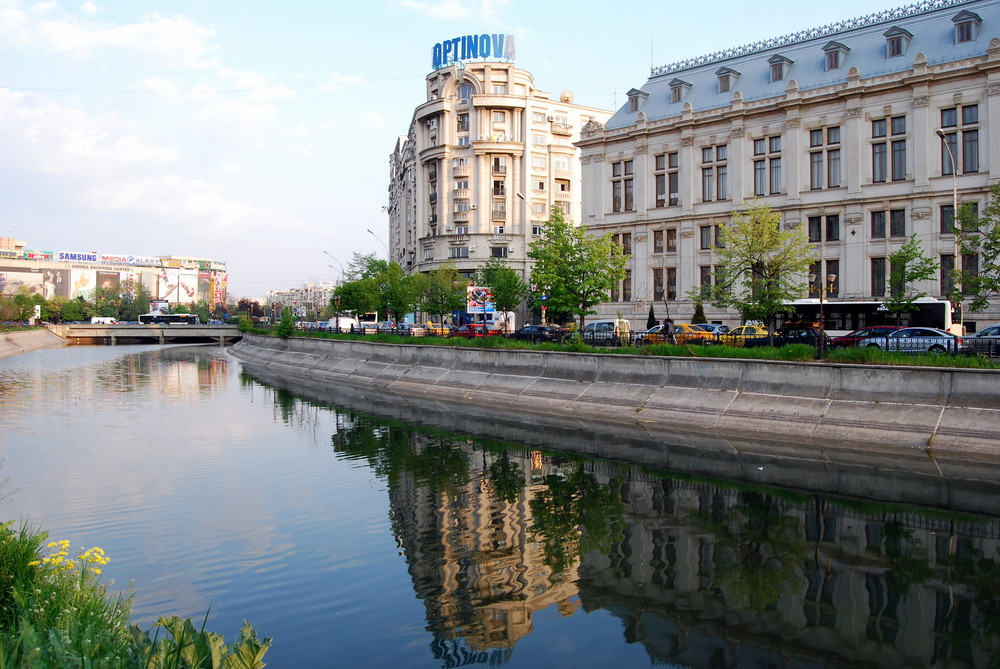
[470,204,477,209]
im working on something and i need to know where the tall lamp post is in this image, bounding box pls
[366,229,389,259]
[810,272,837,361]
[936,127,963,333]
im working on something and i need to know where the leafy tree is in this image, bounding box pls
[884,235,939,325]
[333,278,379,319]
[956,184,1000,313]
[275,306,295,339]
[375,262,418,322]
[527,207,627,331]
[61,297,86,322]
[419,260,466,325]
[345,252,389,281]
[477,257,529,332]
[706,199,817,336]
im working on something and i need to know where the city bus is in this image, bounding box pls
[778,297,960,335]
[138,313,200,324]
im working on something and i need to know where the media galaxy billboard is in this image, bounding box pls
[432,33,516,70]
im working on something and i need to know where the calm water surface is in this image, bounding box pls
[1,344,999,668]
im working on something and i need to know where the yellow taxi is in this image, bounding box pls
[720,324,770,347]
[423,322,451,335]
[673,323,716,345]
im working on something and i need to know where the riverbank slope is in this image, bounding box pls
[0,328,66,359]
[229,333,1000,456]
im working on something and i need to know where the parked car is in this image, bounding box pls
[697,323,731,336]
[966,323,1000,356]
[581,319,631,346]
[451,323,503,338]
[508,324,569,344]
[829,325,902,349]
[423,321,451,335]
[377,322,426,337]
[636,324,668,344]
[744,324,832,349]
[862,327,966,354]
[720,324,770,347]
[673,323,716,345]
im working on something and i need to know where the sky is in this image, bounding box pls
[0,0,911,300]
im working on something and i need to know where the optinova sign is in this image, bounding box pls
[432,33,516,70]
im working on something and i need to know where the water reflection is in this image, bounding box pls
[244,367,1000,668]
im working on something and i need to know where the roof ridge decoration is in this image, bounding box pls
[650,0,974,77]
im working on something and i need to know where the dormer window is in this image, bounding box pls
[626,88,648,113]
[715,67,740,94]
[953,10,982,43]
[884,27,912,58]
[823,41,850,71]
[768,55,793,82]
[669,78,691,103]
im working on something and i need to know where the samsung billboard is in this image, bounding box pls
[432,33,516,70]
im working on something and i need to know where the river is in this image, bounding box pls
[1,343,999,668]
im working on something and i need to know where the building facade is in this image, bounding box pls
[578,0,1000,333]
[265,281,337,319]
[389,52,612,300]
[0,236,228,308]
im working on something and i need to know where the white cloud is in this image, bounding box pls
[394,0,512,22]
[80,2,98,15]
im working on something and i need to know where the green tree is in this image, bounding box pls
[275,306,295,338]
[884,235,939,325]
[61,297,86,322]
[691,299,707,324]
[955,184,1000,313]
[527,207,627,330]
[419,260,466,325]
[373,262,416,323]
[477,257,529,332]
[333,279,380,319]
[707,199,817,336]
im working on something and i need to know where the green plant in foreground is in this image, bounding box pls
[0,523,271,668]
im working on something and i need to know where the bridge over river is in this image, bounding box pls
[46,323,242,346]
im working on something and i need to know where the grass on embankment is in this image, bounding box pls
[264,328,1000,370]
[0,521,270,668]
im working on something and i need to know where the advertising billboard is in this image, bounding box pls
[0,266,70,299]
[466,285,495,314]
[69,270,97,299]
[157,268,198,304]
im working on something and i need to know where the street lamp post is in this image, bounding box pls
[936,127,963,333]
[366,229,389,259]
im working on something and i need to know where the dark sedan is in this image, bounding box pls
[508,324,569,343]
[744,325,832,349]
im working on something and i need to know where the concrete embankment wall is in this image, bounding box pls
[0,328,66,359]
[229,334,1000,454]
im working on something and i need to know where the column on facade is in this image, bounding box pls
[911,88,931,193]
[729,125,746,205]
[678,135,697,301]
[989,80,1000,188]
[784,116,802,203]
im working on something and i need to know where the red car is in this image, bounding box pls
[830,325,902,349]
[450,323,502,338]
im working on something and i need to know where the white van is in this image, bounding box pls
[326,316,359,332]
[581,319,631,346]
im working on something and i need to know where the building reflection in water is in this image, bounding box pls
[250,372,1000,668]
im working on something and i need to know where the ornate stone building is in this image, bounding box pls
[389,57,612,310]
[578,0,1000,332]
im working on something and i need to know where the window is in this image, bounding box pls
[699,225,712,250]
[873,117,906,182]
[890,209,906,238]
[666,229,677,252]
[491,247,508,258]
[654,152,679,207]
[871,211,886,239]
[492,225,505,235]
[884,27,911,58]
[532,112,546,123]
[667,267,677,300]
[532,156,546,169]
[753,136,781,195]
[553,155,570,171]
[653,230,664,254]
[454,180,468,191]
[623,270,632,302]
[454,200,470,212]
[716,67,739,93]
[455,225,468,235]
[808,215,838,242]
[532,134,547,145]
[669,78,691,103]
[611,160,634,213]
[493,180,505,196]
[492,111,505,124]
[699,266,712,297]
[823,41,849,70]
[941,203,978,234]
[493,156,507,174]
[457,114,469,132]
[458,136,470,146]
[809,126,841,189]
[621,233,632,256]
[449,247,469,258]
[872,258,886,297]
[768,55,792,82]
[534,181,545,191]
[953,10,981,43]
[941,254,955,296]
[493,85,506,95]
[453,157,468,167]
[653,268,664,300]
[458,84,473,102]
[940,105,979,175]
[532,225,543,236]
[700,145,728,202]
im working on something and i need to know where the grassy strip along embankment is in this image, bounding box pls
[0,521,269,668]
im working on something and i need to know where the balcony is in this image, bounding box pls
[452,165,470,178]
[551,122,573,136]
[492,165,507,175]
[491,209,507,221]
[453,211,469,221]
[429,192,438,204]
